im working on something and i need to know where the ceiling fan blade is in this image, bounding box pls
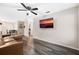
[21,3,28,9]
[32,8,38,10]
[31,11,37,15]
[17,9,27,11]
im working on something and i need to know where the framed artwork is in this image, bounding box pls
[40,18,54,28]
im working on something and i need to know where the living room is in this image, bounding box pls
[0,3,79,55]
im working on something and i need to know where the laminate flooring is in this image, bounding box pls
[23,36,79,55]
[33,39,79,55]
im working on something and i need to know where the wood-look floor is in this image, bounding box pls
[33,39,79,55]
[23,37,79,55]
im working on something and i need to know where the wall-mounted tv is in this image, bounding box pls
[40,18,54,28]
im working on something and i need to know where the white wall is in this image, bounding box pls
[33,6,79,50]
[78,6,79,49]
[24,20,29,36]
[24,15,36,37]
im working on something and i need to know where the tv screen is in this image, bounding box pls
[40,18,54,28]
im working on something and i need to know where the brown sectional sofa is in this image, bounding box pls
[0,35,24,55]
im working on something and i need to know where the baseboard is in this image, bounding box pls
[33,37,79,51]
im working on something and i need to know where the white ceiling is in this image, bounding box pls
[0,3,78,21]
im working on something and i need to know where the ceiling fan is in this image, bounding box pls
[17,3,38,15]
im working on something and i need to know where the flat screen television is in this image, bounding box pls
[40,18,54,28]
